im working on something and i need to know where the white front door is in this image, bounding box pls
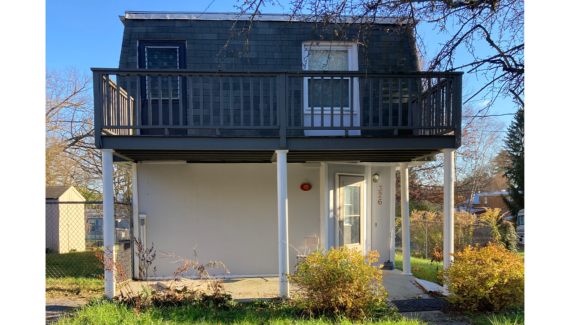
[338,175,364,251]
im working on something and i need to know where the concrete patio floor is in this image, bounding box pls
[124,269,429,301]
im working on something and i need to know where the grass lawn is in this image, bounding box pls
[465,307,525,325]
[56,299,427,325]
[46,250,104,298]
[394,252,443,284]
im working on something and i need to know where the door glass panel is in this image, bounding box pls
[341,182,361,246]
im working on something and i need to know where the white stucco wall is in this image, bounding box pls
[370,166,396,266]
[136,163,320,277]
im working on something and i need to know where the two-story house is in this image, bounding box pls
[93,11,462,298]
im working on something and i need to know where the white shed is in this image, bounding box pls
[46,186,86,253]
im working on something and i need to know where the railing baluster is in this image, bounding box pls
[250,77,254,127]
[219,77,223,127]
[350,77,355,128]
[427,78,431,135]
[453,74,462,147]
[147,75,152,126]
[291,77,295,127]
[330,77,334,128]
[127,75,131,134]
[136,75,141,134]
[199,77,204,126]
[260,77,263,127]
[270,77,274,126]
[436,78,441,135]
[378,78,383,127]
[168,76,173,128]
[369,78,373,127]
[116,76,121,128]
[417,77,422,133]
[230,77,234,127]
[240,77,244,127]
[340,77,344,128]
[439,81,445,132]
[358,78,363,129]
[310,77,314,128]
[398,78,403,128]
[408,78,412,127]
[210,77,213,126]
[388,79,392,127]
[446,79,452,127]
[181,76,185,126]
[301,77,304,128]
[158,76,163,127]
[105,75,111,129]
[320,76,324,127]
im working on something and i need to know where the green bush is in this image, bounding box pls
[288,246,388,319]
[442,244,524,312]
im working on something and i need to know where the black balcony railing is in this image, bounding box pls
[92,69,462,149]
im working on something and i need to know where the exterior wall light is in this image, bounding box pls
[372,173,379,183]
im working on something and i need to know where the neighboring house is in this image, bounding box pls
[46,186,86,253]
[93,11,463,297]
[457,194,486,215]
[457,191,525,243]
[476,191,512,214]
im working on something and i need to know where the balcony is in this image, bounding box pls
[92,69,462,163]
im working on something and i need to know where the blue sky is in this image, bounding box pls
[46,0,517,128]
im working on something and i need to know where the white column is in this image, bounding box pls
[319,162,328,249]
[276,150,289,298]
[101,149,115,298]
[443,149,455,273]
[400,163,411,275]
[131,162,139,280]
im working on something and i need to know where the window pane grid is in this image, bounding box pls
[145,47,180,99]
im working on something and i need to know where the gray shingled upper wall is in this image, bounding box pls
[119,19,418,72]
[117,19,419,136]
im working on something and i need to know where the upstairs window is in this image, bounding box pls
[302,42,358,114]
[138,41,186,100]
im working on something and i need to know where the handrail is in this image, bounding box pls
[92,69,462,149]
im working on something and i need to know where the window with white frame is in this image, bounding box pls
[302,42,358,114]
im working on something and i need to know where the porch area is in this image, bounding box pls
[124,269,431,301]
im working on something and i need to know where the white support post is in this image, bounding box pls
[276,150,290,298]
[101,149,115,298]
[131,162,139,280]
[443,149,455,277]
[400,162,411,275]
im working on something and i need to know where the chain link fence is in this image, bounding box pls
[395,218,493,260]
[46,201,132,283]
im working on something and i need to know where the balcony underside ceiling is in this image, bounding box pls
[113,148,441,163]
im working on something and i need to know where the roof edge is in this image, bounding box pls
[124,11,408,25]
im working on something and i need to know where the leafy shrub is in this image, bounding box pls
[288,246,388,319]
[442,244,524,312]
[480,208,518,252]
[407,210,478,258]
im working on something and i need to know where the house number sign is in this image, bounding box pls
[378,185,383,205]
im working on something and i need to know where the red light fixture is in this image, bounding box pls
[301,182,312,191]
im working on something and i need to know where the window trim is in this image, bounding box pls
[301,42,359,115]
[137,40,187,100]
